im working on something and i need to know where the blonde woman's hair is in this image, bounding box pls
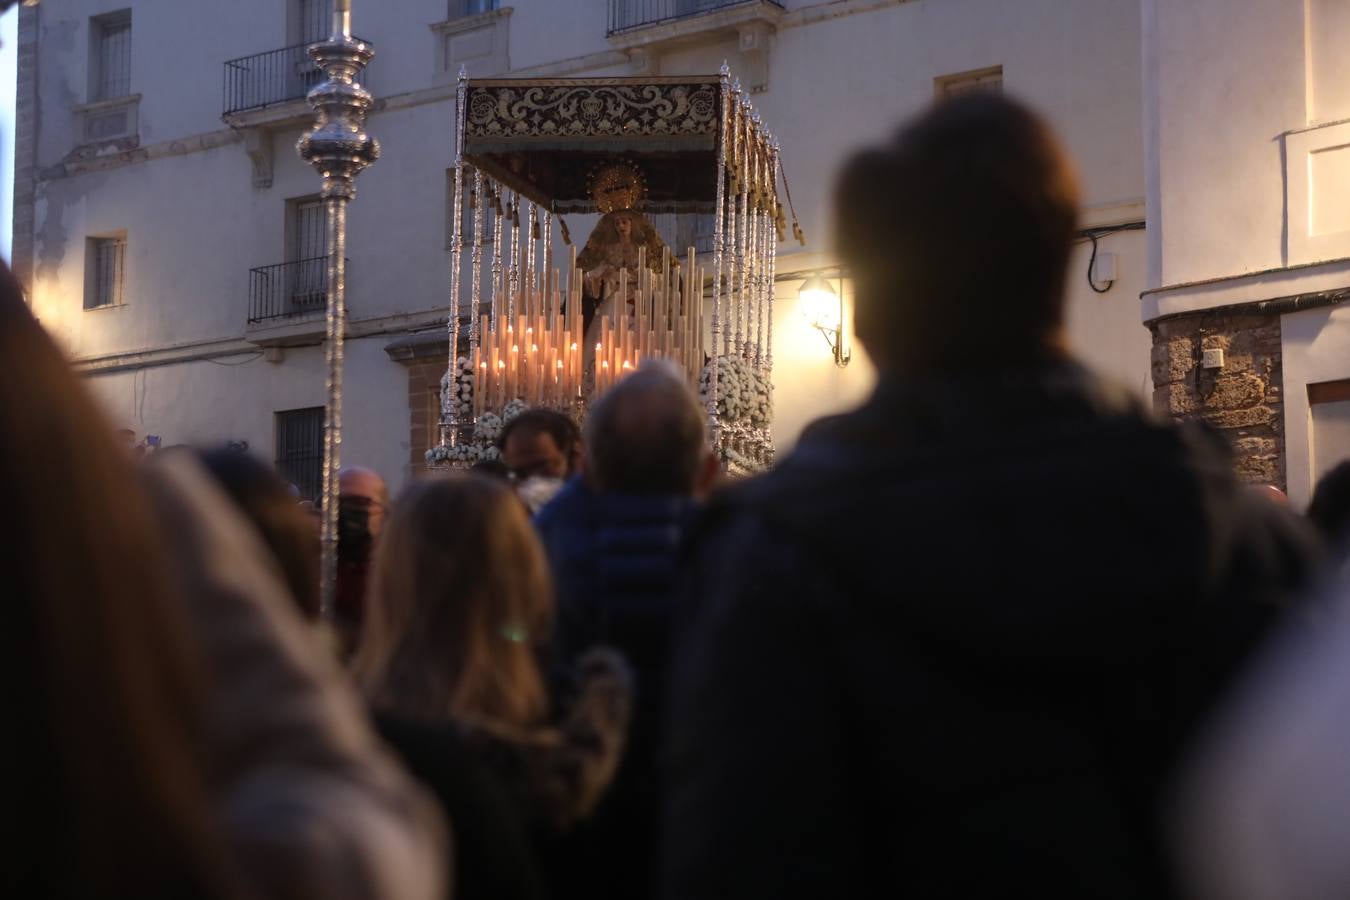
[353,474,554,730]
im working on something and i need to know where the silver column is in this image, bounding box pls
[297,0,379,621]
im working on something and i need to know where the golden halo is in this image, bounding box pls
[588,160,648,214]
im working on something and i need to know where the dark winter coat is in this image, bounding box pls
[376,649,632,900]
[661,361,1319,900]
[535,478,700,900]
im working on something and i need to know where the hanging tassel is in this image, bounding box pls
[775,207,787,242]
[493,188,503,217]
[559,217,572,245]
[468,184,477,210]
[793,220,806,247]
[512,204,520,228]
[532,218,541,240]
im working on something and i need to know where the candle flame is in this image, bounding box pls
[602,361,609,369]
[570,343,578,351]
[511,345,519,353]
[531,344,538,353]
[623,361,633,370]
[497,360,506,369]
[556,360,563,368]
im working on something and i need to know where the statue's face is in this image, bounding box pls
[615,215,633,239]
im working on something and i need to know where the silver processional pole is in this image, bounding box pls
[297,0,380,621]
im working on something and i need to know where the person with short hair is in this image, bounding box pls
[660,93,1317,899]
[1308,460,1350,548]
[498,409,581,482]
[335,465,390,654]
[534,360,718,900]
[197,446,321,621]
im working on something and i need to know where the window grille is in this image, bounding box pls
[86,237,126,309]
[275,407,325,501]
[289,198,329,311]
[447,170,496,250]
[299,0,332,44]
[93,12,132,101]
[449,0,498,18]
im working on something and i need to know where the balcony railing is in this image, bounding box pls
[249,256,346,325]
[607,0,781,34]
[223,40,372,117]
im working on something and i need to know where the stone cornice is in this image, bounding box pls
[73,307,453,374]
[1141,256,1350,323]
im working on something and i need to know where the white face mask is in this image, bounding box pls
[516,475,565,514]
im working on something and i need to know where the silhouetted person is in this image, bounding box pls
[535,360,718,900]
[661,93,1317,900]
[336,465,389,655]
[198,447,321,620]
[1308,460,1350,548]
[1,265,239,898]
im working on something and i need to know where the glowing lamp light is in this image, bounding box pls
[798,272,851,368]
[798,274,840,332]
[622,360,632,370]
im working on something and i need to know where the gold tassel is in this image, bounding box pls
[559,217,572,245]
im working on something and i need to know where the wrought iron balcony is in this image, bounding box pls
[608,0,782,35]
[248,256,346,324]
[223,40,372,118]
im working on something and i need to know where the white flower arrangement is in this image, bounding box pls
[440,356,475,421]
[473,412,504,445]
[425,398,532,468]
[699,354,773,427]
[424,441,503,465]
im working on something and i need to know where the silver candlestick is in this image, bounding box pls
[296,0,380,621]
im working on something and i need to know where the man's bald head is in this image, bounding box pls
[340,466,389,540]
[585,361,708,496]
[340,466,388,505]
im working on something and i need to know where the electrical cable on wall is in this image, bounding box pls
[1078,221,1145,294]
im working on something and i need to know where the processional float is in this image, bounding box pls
[428,66,799,474]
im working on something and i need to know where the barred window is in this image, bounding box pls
[92,11,132,102]
[275,407,325,501]
[447,169,497,250]
[298,0,332,45]
[85,236,126,309]
[449,0,498,18]
[936,66,1003,99]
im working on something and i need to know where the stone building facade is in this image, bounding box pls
[12,0,1152,495]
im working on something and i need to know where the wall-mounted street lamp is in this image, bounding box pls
[797,271,850,367]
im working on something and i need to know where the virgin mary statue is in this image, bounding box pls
[574,161,672,353]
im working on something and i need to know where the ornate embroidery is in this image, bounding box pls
[464,81,719,145]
